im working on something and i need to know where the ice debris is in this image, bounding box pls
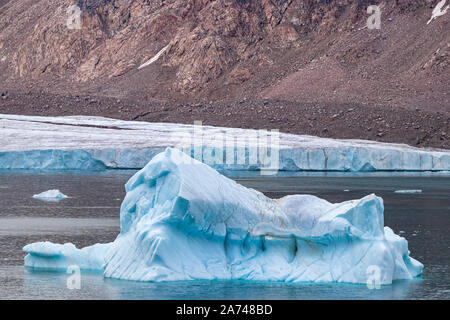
[394,190,423,194]
[24,148,423,284]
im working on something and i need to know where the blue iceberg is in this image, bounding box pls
[24,148,423,284]
[32,189,68,201]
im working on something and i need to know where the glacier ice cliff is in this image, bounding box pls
[1,114,449,172]
[24,148,423,284]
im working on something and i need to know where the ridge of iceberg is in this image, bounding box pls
[24,148,423,284]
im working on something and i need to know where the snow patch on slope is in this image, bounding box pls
[427,0,449,24]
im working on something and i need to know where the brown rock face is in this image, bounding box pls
[0,0,448,112]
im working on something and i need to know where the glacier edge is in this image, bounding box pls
[1,114,449,172]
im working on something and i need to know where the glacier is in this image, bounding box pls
[32,189,68,201]
[1,114,449,172]
[24,148,423,284]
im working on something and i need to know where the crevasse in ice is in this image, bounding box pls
[23,148,423,284]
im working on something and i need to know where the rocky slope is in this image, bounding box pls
[0,0,448,148]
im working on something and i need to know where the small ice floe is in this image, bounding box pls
[394,190,423,194]
[138,45,169,70]
[32,190,68,201]
[427,0,449,25]
[23,148,424,284]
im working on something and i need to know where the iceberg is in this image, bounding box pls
[24,148,423,284]
[32,189,68,201]
[1,114,449,172]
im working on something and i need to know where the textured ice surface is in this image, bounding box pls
[1,114,449,172]
[32,190,68,201]
[24,148,423,284]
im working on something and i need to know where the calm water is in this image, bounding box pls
[0,171,449,300]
